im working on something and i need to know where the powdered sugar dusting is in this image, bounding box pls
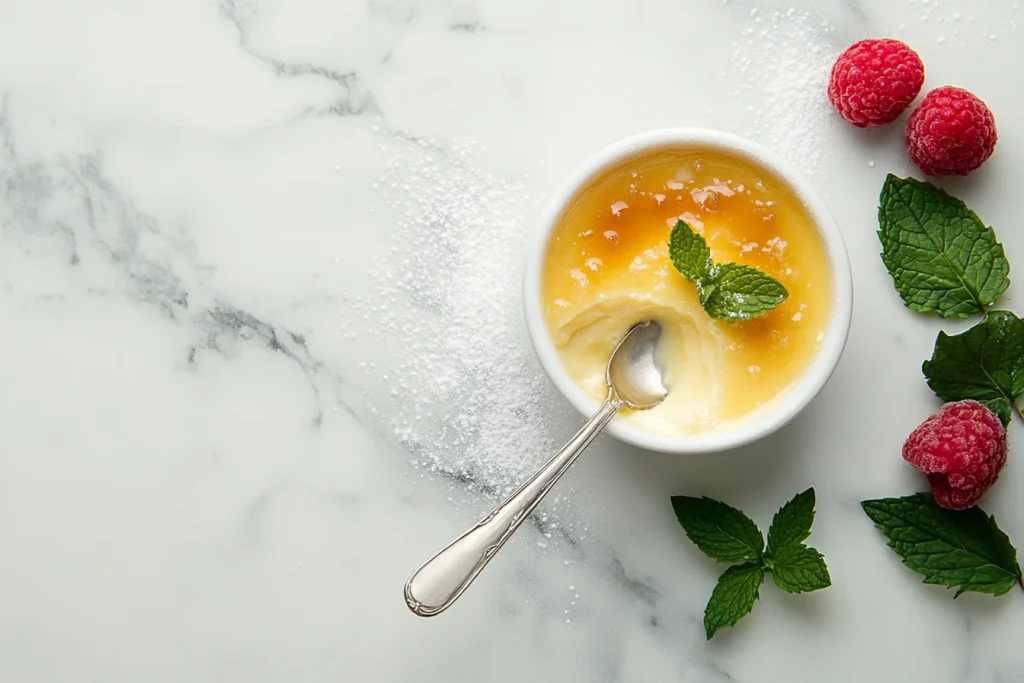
[357,134,559,500]
[730,6,837,176]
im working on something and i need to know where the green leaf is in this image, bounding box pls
[704,563,765,639]
[700,263,789,322]
[767,488,816,554]
[669,220,712,282]
[671,496,764,563]
[770,544,831,593]
[878,174,1009,318]
[922,310,1024,426]
[861,493,1023,597]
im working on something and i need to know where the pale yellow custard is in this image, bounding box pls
[542,148,833,435]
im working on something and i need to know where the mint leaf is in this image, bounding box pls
[671,496,763,563]
[861,493,1023,597]
[700,263,789,321]
[878,174,1009,318]
[767,488,816,553]
[769,544,831,593]
[669,220,712,282]
[704,563,764,639]
[922,310,1024,426]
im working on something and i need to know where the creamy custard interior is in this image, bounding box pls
[542,148,832,435]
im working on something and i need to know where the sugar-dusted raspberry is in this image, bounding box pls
[905,86,998,176]
[828,38,925,127]
[903,400,1007,510]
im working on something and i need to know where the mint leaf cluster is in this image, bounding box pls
[869,174,1024,599]
[877,175,1022,423]
[878,174,1009,318]
[862,493,1023,596]
[876,175,1022,424]
[671,489,830,639]
[668,220,788,322]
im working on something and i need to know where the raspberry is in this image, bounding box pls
[905,86,998,176]
[828,38,925,128]
[902,400,1007,510]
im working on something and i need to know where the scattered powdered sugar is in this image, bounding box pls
[907,0,942,22]
[730,6,838,177]
[355,133,564,502]
[345,5,841,522]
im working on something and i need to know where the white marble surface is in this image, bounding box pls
[1,0,1023,681]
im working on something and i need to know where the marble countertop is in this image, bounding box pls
[2,0,1023,681]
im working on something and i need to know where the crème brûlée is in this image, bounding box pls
[542,148,833,436]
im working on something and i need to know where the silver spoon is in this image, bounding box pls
[404,320,668,617]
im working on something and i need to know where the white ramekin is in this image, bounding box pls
[522,128,853,454]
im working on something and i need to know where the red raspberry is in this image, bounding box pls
[905,86,998,176]
[902,400,1007,510]
[828,38,925,127]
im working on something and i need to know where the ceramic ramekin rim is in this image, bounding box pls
[522,127,853,455]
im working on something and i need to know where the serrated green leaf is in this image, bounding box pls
[767,488,816,554]
[700,263,789,322]
[922,310,1024,426]
[861,493,1023,597]
[671,496,764,563]
[669,220,712,282]
[878,174,1009,318]
[770,544,831,593]
[704,563,764,639]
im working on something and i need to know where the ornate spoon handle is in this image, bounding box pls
[404,390,620,617]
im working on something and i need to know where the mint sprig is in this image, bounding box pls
[862,493,1023,597]
[922,310,1024,425]
[669,220,788,322]
[878,174,1010,318]
[671,488,830,639]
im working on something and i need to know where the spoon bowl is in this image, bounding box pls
[404,320,666,617]
[608,320,668,409]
